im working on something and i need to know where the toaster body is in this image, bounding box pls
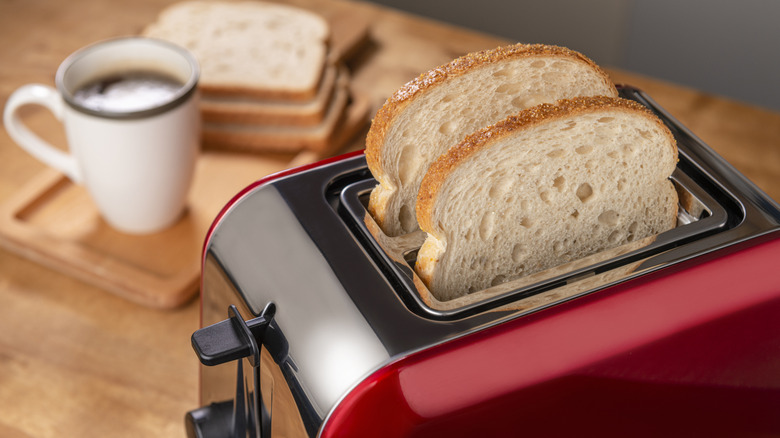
[186,88,780,437]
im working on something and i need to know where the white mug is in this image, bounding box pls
[3,37,200,234]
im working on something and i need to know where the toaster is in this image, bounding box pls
[185,87,780,437]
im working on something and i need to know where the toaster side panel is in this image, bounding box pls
[321,236,780,437]
[200,184,394,434]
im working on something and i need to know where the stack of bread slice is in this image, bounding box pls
[144,1,369,155]
[365,43,679,301]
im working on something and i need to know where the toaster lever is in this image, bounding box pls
[191,303,275,367]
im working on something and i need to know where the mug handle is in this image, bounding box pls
[3,84,82,183]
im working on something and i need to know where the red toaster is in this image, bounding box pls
[185,86,780,437]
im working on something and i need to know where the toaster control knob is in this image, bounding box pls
[191,303,275,367]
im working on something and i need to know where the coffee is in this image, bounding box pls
[73,71,183,113]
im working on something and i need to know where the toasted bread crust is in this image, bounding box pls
[415,96,678,234]
[364,43,615,180]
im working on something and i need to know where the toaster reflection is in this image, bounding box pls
[196,186,391,436]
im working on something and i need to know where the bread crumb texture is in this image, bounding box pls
[415,96,678,300]
[365,43,617,236]
[144,1,329,99]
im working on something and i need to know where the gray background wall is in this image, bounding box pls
[369,0,780,112]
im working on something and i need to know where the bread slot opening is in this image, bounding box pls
[341,164,729,320]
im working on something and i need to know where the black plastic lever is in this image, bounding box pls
[191,303,275,367]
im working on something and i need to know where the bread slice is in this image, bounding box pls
[414,96,679,301]
[202,69,349,152]
[202,67,370,154]
[143,1,329,101]
[200,63,338,126]
[365,43,619,237]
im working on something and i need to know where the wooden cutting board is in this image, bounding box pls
[0,151,305,308]
[0,89,369,309]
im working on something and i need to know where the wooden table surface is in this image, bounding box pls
[1,0,779,436]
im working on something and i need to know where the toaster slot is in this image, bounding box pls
[338,163,731,319]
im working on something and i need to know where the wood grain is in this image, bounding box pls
[0,152,298,309]
[1,0,779,436]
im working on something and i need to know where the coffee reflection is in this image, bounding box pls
[73,71,183,113]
